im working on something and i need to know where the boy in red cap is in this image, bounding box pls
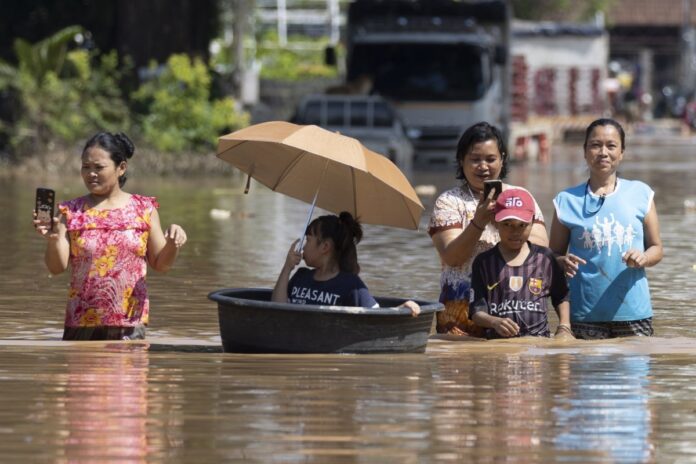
[468,188,573,339]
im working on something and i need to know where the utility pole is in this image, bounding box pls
[278,0,287,46]
[328,0,340,45]
[232,0,248,100]
[231,0,258,105]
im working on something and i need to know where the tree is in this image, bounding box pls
[0,26,130,156]
[511,0,614,21]
[0,0,219,69]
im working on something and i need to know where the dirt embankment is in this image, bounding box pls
[1,148,237,179]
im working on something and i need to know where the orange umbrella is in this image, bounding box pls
[216,121,423,231]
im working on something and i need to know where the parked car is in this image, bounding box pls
[291,94,414,171]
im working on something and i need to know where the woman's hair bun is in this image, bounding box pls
[114,132,135,159]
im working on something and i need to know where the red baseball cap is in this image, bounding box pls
[494,188,536,223]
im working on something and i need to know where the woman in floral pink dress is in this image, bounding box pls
[33,132,187,340]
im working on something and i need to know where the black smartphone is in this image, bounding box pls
[35,187,56,231]
[483,179,503,200]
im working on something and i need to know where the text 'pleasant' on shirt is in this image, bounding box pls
[287,267,378,307]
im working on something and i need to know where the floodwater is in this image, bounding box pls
[2,139,696,461]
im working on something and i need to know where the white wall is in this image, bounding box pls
[511,31,609,116]
[512,34,608,69]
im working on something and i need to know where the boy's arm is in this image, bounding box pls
[468,255,520,337]
[472,311,520,338]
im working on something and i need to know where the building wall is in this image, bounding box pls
[511,33,608,118]
[512,35,608,69]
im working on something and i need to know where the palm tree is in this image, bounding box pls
[0,25,82,88]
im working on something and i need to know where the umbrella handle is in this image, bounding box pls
[295,160,327,253]
[244,174,252,194]
[296,189,319,253]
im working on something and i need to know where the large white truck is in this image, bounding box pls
[345,0,511,165]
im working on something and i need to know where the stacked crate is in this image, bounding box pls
[533,68,557,116]
[568,67,579,115]
[511,55,529,122]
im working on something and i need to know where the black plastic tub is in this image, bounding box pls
[208,288,444,354]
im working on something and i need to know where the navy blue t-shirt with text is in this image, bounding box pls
[287,268,378,307]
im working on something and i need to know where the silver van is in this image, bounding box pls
[292,94,414,171]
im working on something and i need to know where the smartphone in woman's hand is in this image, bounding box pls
[35,187,55,231]
[483,179,503,200]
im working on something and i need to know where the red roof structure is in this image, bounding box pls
[607,0,696,26]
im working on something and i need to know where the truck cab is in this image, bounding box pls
[346,0,510,165]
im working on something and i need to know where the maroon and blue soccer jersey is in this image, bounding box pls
[469,243,569,339]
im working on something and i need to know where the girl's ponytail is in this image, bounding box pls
[336,212,362,274]
[306,211,363,274]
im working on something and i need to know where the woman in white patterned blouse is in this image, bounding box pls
[427,122,548,336]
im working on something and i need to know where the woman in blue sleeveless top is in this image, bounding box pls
[549,118,663,339]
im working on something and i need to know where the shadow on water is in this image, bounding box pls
[0,338,224,353]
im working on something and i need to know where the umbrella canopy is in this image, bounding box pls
[216,121,424,230]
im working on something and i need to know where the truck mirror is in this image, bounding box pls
[325,46,337,66]
[494,45,507,65]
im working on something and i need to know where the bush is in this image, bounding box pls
[41,50,131,145]
[133,54,249,153]
[256,31,340,81]
[0,27,131,156]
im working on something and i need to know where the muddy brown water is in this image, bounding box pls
[1,141,696,462]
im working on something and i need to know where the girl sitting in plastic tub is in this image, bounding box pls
[272,211,420,316]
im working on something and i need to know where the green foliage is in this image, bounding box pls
[511,0,614,20]
[43,50,131,142]
[132,54,249,153]
[581,0,615,21]
[13,26,82,82]
[257,31,339,81]
[0,26,130,155]
[1,26,248,158]
[0,25,80,92]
